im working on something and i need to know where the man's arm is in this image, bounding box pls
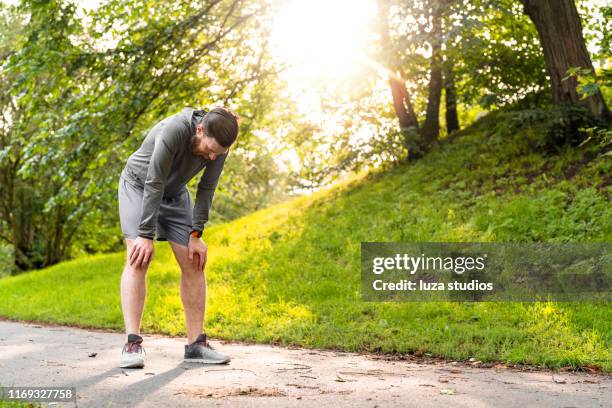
[191,152,228,235]
[137,119,185,238]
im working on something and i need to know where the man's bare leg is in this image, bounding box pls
[120,238,150,340]
[169,241,206,344]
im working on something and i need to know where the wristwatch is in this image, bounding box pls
[190,229,202,238]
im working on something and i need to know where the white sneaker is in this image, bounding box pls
[119,334,145,368]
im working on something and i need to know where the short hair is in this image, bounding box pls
[200,107,239,148]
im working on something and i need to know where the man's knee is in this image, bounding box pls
[179,257,206,275]
[124,238,151,275]
[124,260,150,275]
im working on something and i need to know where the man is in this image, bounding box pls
[117,106,238,368]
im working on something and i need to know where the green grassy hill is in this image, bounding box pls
[1,110,610,371]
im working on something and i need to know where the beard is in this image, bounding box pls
[190,134,199,153]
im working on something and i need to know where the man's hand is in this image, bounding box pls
[188,235,208,272]
[129,236,154,269]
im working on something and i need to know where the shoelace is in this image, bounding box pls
[194,338,215,350]
[123,340,146,355]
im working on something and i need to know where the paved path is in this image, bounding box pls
[0,320,609,407]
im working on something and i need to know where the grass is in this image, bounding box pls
[0,110,610,371]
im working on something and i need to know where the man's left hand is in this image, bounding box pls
[188,235,208,272]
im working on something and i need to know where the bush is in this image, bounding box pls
[494,105,604,151]
[0,244,15,278]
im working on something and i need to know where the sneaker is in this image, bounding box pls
[184,333,230,364]
[120,334,145,368]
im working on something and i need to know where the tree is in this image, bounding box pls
[376,0,419,146]
[376,0,446,160]
[420,3,443,144]
[377,0,464,158]
[521,0,610,118]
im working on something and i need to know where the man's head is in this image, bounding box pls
[191,107,239,161]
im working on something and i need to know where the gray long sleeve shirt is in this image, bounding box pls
[120,107,228,239]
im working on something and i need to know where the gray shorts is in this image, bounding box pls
[118,175,193,247]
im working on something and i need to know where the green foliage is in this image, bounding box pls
[0,244,14,278]
[0,401,41,408]
[565,66,612,100]
[204,133,291,224]
[577,1,611,61]
[562,65,612,149]
[446,0,547,108]
[579,125,612,152]
[488,103,605,151]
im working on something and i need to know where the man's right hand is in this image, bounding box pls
[129,236,154,269]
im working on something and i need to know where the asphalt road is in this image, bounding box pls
[0,320,610,407]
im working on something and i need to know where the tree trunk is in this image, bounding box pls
[46,205,64,266]
[389,75,418,130]
[377,0,419,155]
[522,0,610,118]
[421,9,443,143]
[12,187,33,270]
[444,59,460,134]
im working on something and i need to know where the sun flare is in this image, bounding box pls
[270,0,378,81]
